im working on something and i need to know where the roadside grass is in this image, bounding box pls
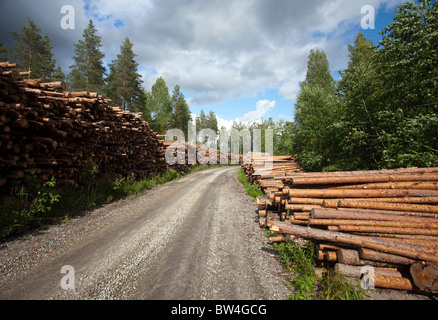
[236,168,368,300]
[274,238,369,300]
[0,164,230,241]
[237,168,264,200]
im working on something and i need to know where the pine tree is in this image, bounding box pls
[106,37,143,111]
[9,18,56,79]
[69,20,106,92]
[171,85,191,138]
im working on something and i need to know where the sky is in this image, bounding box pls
[0,0,408,130]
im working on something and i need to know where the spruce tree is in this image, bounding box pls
[50,64,66,82]
[106,37,142,111]
[69,20,106,92]
[9,18,56,79]
[171,85,191,138]
[292,49,340,171]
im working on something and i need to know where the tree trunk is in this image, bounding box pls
[359,248,416,266]
[337,249,361,265]
[410,262,438,293]
[288,188,438,198]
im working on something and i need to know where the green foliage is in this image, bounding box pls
[274,240,366,300]
[318,270,369,300]
[106,37,143,111]
[146,77,173,134]
[0,174,60,239]
[68,20,106,92]
[275,240,318,300]
[80,155,99,186]
[288,1,438,171]
[8,18,56,80]
[237,169,264,200]
[291,49,343,172]
[374,0,438,168]
[171,85,192,139]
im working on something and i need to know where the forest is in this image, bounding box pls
[0,0,436,173]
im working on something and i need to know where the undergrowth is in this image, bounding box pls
[274,239,368,300]
[237,168,264,200]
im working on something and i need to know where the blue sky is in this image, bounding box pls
[0,0,408,129]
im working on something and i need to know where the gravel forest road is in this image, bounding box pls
[0,166,291,300]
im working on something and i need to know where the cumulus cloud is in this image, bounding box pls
[237,100,276,123]
[0,0,406,107]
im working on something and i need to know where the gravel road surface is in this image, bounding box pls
[0,166,292,300]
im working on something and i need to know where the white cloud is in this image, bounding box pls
[216,116,234,131]
[0,0,408,108]
[238,100,276,123]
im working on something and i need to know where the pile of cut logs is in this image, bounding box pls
[0,62,167,194]
[160,140,243,172]
[243,156,438,294]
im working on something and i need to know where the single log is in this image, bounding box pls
[410,262,438,293]
[270,221,438,263]
[332,181,438,190]
[338,199,438,214]
[293,212,310,220]
[374,274,415,291]
[0,62,18,68]
[359,248,417,266]
[334,263,403,278]
[308,218,438,229]
[269,235,286,243]
[289,197,325,205]
[285,204,322,212]
[288,188,438,198]
[283,167,438,179]
[337,207,438,219]
[318,250,337,262]
[331,225,438,236]
[337,249,361,265]
[310,208,438,224]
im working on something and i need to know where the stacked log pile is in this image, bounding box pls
[160,140,243,172]
[243,155,438,294]
[0,62,167,194]
[241,154,303,220]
